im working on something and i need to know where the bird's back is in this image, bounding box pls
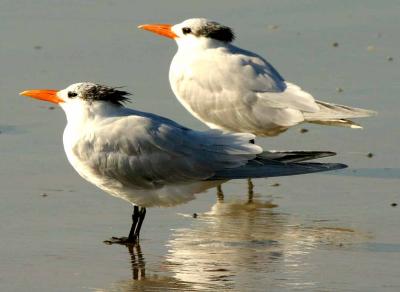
[169,43,315,135]
[62,107,262,206]
[169,41,375,135]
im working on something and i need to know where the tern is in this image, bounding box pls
[21,82,346,245]
[139,18,376,136]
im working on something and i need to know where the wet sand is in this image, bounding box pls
[1,0,399,291]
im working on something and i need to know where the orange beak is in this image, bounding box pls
[20,89,63,104]
[138,23,177,39]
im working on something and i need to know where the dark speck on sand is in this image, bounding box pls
[300,128,309,133]
[367,153,374,158]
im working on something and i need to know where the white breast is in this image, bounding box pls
[62,117,223,208]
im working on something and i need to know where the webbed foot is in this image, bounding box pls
[104,236,138,246]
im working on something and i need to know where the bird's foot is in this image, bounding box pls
[104,236,138,246]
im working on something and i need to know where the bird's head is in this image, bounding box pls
[20,82,131,108]
[138,18,235,49]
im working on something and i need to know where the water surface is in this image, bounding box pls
[1,0,399,291]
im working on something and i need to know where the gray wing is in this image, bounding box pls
[210,150,347,180]
[210,161,347,180]
[73,114,261,189]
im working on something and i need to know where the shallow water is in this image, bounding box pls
[1,0,400,291]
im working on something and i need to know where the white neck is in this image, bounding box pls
[61,100,121,126]
[176,36,227,52]
[60,100,121,149]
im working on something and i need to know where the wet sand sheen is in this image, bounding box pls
[98,194,373,291]
[1,0,399,291]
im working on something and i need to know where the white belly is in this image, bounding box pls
[63,128,223,208]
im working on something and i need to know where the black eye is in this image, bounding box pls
[182,27,192,34]
[68,91,77,98]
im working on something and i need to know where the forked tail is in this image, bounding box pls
[304,101,376,128]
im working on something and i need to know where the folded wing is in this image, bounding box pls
[72,114,261,189]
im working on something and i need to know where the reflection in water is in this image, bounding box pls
[127,245,145,280]
[99,190,367,291]
[95,245,193,291]
[165,193,366,291]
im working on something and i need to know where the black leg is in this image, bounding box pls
[248,139,255,202]
[247,178,254,203]
[134,207,146,239]
[104,206,146,246]
[217,184,224,202]
[128,206,140,241]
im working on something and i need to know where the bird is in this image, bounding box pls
[20,82,346,245]
[138,18,376,136]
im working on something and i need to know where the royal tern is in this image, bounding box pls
[21,82,346,245]
[139,18,376,136]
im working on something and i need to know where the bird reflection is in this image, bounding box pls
[127,245,145,280]
[99,187,365,291]
[164,189,364,290]
[247,178,254,203]
[97,245,193,291]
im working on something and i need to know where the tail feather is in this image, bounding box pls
[304,100,376,128]
[256,150,336,163]
[308,119,362,129]
[210,160,347,180]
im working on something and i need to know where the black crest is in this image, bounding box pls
[196,22,235,43]
[81,85,131,106]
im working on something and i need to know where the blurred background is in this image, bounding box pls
[0,0,399,291]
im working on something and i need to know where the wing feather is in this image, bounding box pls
[72,114,261,189]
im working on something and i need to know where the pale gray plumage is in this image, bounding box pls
[72,113,261,189]
[163,18,376,136]
[50,82,347,207]
[76,115,344,175]
[71,105,344,188]
[21,82,350,246]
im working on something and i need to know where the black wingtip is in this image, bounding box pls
[328,163,348,171]
[257,150,338,163]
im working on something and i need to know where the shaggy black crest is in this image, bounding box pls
[196,23,235,43]
[81,85,131,106]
